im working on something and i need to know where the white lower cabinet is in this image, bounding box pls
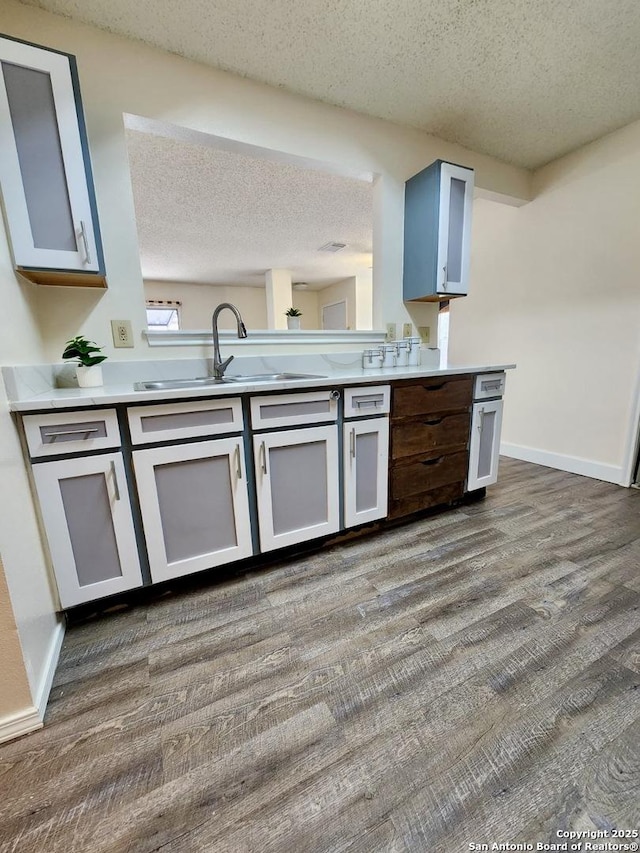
[133,437,252,583]
[31,453,142,608]
[468,399,504,491]
[254,424,340,552]
[343,418,389,528]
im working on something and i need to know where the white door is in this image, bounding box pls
[0,37,99,270]
[468,399,504,491]
[32,453,142,608]
[343,418,389,528]
[254,425,340,551]
[437,163,474,296]
[133,437,252,583]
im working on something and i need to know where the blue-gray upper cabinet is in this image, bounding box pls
[0,35,106,287]
[403,160,474,302]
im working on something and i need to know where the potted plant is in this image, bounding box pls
[285,307,302,330]
[62,336,107,388]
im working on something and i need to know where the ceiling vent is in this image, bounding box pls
[318,241,347,252]
[293,282,308,290]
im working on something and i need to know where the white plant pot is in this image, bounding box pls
[76,364,104,388]
[286,317,301,330]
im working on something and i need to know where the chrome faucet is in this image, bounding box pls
[211,302,248,379]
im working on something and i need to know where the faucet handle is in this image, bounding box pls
[218,354,234,376]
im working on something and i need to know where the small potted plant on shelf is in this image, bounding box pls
[62,336,107,388]
[285,307,302,330]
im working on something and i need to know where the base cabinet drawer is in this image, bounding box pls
[32,453,142,608]
[392,377,473,418]
[391,412,469,460]
[389,481,465,520]
[391,449,468,501]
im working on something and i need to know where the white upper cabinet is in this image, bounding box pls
[403,159,474,301]
[0,36,104,284]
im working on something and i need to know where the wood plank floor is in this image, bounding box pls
[1,458,640,852]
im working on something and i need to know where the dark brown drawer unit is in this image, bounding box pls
[389,375,473,519]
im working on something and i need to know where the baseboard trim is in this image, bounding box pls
[500,442,625,485]
[0,706,42,745]
[34,620,65,719]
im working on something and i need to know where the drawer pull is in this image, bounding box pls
[421,417,444,426]
[423,383,446,392]
[421,456,444,466]
[355,399,382,408]
[110,460,121,501]
[42,427,100,439]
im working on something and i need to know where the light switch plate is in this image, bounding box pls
[402,323,412,338]
[111,319,134,348]
[386,323,397,342]
[418,325,430,344]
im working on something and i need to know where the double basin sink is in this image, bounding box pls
[134,373,326,391]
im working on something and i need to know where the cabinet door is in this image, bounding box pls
[437,162,474,296]
[0,37,100,271]
[32,453,142,608]
[468,400,504,491]
[344,418,389,528]
[133,438,252,583]
[254,425,339,552]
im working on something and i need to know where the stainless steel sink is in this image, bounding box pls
[134,377,228,391]
[224,373,326,382]
[134,373,326,391]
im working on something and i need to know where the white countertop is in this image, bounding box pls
[4,355,515,412]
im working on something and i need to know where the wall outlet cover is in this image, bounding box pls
[402,323,412,338]
[111,319,134,348]
[418,325,430,344]
[386,323,397,342]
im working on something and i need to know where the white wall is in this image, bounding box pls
[449,119,640,484]
[144,281,268,330]
[292,290,319,329]
[319,278,356,329]
[0,201,61,725]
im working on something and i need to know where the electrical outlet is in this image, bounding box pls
[418,325,430,344]
[111,319,134,348]
[386,323,397,342]
[402,323,412,338]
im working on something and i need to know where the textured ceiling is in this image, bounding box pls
[125,130,373,287]
[21,0,640,168]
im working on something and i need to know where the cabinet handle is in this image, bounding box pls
[442,265,447,290]
[259,441,268,475]
[421,456,444,466]
[355,399,382,408]
[42,427,100,439]
[79,220,92,265]
[421,417,443,426]
[423,382,446,392]
[330,390,340,401]
[235,445,242,480]
[477,407,485,432]
[350,427,356,459]
[110,460,121,501]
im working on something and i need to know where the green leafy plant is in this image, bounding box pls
[62,336,107,367]
[285,307,302,317]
